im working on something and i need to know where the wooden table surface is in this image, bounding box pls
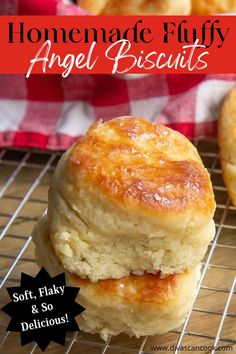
[0,140,235,354]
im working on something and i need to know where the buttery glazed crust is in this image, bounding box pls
[219,88,236,206]
[69,117,215,217]
[71,271,183,305]
[192,0,236,15]
[80,0,191,15]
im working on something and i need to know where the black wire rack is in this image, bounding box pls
[0,140,235,354]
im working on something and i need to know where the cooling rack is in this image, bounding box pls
[0,140,235,354]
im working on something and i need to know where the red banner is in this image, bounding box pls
[0,16,235,75]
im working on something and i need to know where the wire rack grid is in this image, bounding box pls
[0,140,235,354]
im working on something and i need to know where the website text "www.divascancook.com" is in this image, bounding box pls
[150,344,233,352]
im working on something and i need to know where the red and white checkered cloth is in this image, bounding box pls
[1,0,236,150]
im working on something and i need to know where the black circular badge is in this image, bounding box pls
[1,268,85,351]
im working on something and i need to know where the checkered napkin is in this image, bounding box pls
[0,0,236,150]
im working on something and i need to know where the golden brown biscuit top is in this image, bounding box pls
[69,117,215,215]
[72,272,183,304]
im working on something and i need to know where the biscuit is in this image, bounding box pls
[219,88,236,206]
[79,0,110,15]
[45,117,215,281]
[74,267,200,340]
[192,0,236,15]
[33,218,200,340]
[80,0,191,15]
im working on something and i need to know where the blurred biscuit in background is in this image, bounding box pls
[80,0,192,15]
[79,0,109,15]
[192,0,236,15]
[219,88,236,207]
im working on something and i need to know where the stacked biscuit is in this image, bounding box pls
[79,0,236,15]
[33,117,215,339]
